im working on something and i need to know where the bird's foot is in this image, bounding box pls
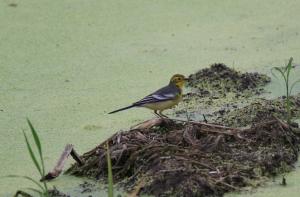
[203,114,208,123]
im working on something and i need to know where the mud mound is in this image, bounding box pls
[214,94,300,128]
[188,63,271,94]
[66,118,299,197]
[174,63,271,122]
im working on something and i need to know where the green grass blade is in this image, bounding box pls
[23,131,42,176]
[26,119,45,175]
[274,67,285,76]
[106,141,114,197]
[13,190,32,197]
[286,57,293,81]
[289,79,300,96]
[271,57,297,125]
[271,67,285,80]
[270,67,279,81]
[3,175,45,192]
[26,119,42,156]
[24,187,43,196]
[273,67,289,87]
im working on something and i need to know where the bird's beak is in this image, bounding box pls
[184,78,190,82]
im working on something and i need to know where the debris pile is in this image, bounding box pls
[66,117,299,196]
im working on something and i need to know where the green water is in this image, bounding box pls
[1,0,300,196]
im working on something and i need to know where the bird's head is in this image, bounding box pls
[169,74,189,88]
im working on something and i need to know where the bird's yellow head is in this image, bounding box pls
[169,74,189,88]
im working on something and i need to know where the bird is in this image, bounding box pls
[108,74,189,118]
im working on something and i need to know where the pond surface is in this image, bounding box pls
[1,0,300,196]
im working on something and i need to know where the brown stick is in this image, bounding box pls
[71,147,84,166]
[41,144,83,181]
[130,118,164,130]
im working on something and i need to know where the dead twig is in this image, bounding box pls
[130,118,164,130]
[41,144,83,181]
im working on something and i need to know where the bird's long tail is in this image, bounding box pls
[108,105,135,114]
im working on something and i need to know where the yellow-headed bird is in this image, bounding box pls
[108,74,189,117]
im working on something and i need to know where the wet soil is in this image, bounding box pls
[63,64,300,196]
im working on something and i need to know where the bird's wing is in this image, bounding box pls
[133,84,180,106]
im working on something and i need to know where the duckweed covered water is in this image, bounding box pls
[1,0,300,196]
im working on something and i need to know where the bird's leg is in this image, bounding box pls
[154,110,162,118]
[203,114,208,123]
[159,110,169,119]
